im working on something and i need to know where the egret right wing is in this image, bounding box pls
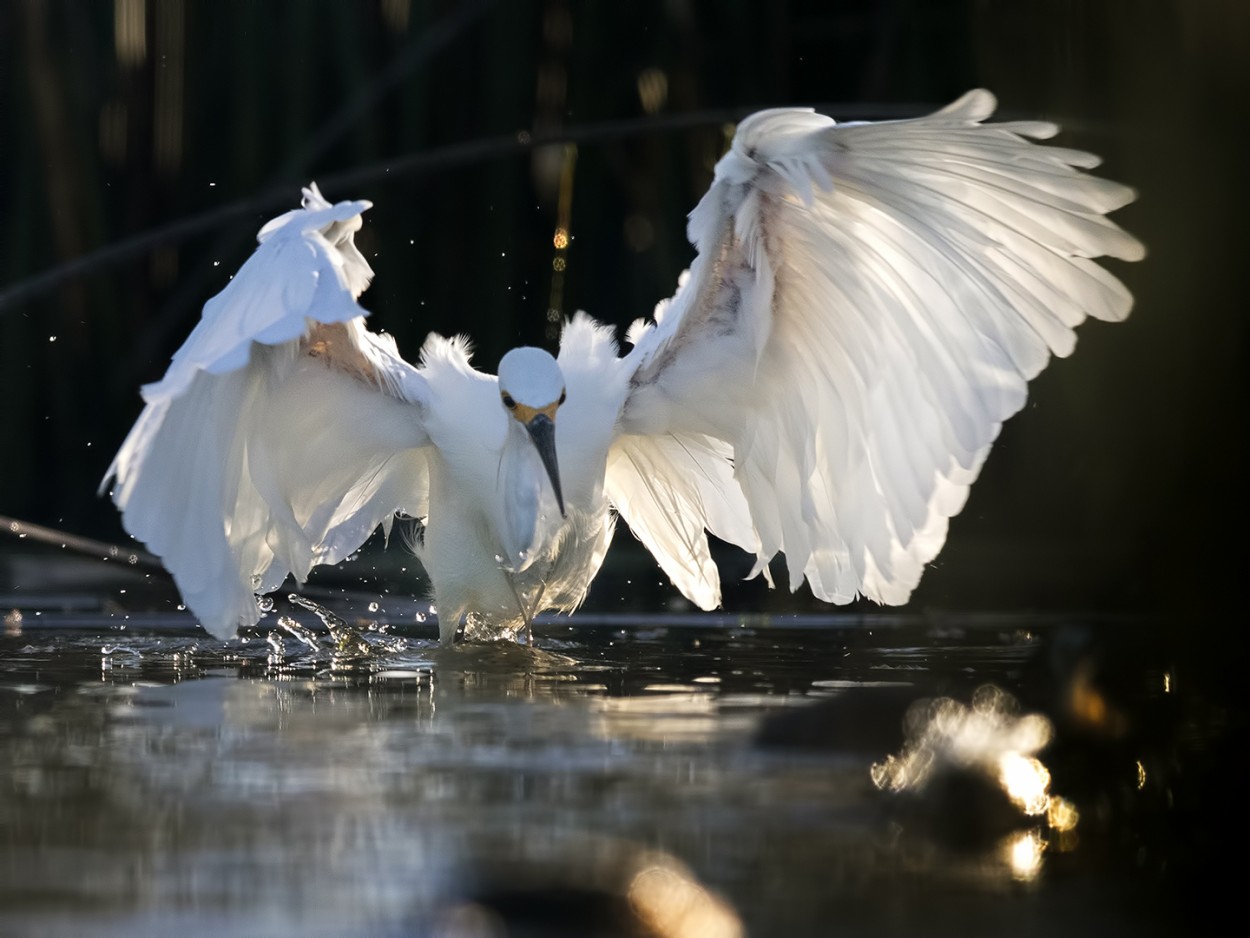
[616,90,1143,608]
[105,185,431,638]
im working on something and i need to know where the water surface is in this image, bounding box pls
[0,607,1227,936]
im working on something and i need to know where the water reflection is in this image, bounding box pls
[1,629,768,934]
[0,619,1209,934]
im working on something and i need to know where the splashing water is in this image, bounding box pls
[460,611,525,644]
[265,630,286,664]
[285,593,408,659]
[276,615,321,653]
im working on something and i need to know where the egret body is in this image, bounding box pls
[417,345,615,640]
[105,91,1143,643]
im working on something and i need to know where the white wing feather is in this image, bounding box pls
[604,432,762,610]
[619,90,1142,606]
[105,184,431,638]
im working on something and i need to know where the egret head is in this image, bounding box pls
[498,347,567,516]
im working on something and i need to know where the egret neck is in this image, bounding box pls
[496,347,568,573]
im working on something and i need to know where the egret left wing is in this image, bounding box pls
[105,185,431,638]
[618,89,1143,606]
[604,430,762,611]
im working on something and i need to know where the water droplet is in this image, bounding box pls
[48,335,57,343]
[257,596,275,613]
[368,601,379,613]
[101,644,140,658]
[277,615,319,651]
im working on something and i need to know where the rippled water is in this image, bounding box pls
[0,604,1228,936]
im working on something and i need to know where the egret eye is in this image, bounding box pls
[501,393,516,409]
[558,389,567,405]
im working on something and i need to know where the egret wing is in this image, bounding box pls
[604,431,762,610]
[619,90,1142,606]
[105,185,431,638]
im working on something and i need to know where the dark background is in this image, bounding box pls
[0,0,1244,623]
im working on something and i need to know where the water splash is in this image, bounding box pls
[285,593,408,659]
[266,630,286,664]
[100,644,141,658]
[460,611,524,644]
[100,643,142,671]
[276,615,320,653]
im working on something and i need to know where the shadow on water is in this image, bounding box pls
[0,593,1239,936]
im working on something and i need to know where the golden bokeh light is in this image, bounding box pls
[998,752,1051,816]
[636,67,668,115]
[628,864,744,938]
[1005,829,1046,882]
[1046,796,1080,833]
[872,684,1081,874]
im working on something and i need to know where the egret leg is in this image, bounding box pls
[522,582,548,648]
[505,574,544,648]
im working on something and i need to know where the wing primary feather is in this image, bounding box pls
[619,91,1141,607]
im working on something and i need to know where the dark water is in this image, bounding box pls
[0,604,1233,936]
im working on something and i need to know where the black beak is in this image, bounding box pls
[524,413,565,517]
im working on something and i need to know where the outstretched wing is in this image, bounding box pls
[105,184,431,638]
[616,89,1143,607]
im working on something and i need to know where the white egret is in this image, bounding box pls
[104,90,1143,643]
